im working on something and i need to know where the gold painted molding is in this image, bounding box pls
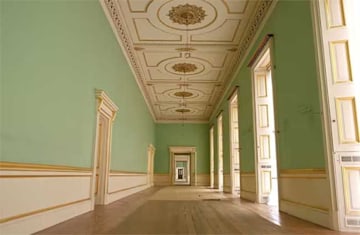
[280,198,329,213]
[240,172,256,176]
[0,198,90,224]
[0,161,92,172]
[110,170,147,175]
[279,168,326,178]
[240,189,256,194]
[108,183,147,195]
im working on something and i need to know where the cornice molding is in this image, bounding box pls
[210,0,277,122]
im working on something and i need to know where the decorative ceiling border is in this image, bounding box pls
[101,0,156,121]
[100,0,276,123]
[209,0,277,122]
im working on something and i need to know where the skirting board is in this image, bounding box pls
[280,199,331,228]
[240,190,256,202]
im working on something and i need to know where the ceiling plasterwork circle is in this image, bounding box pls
[176,108,191,113]
[165,60,205,75]
[157,0,217,31]
[174,91,193,98]
[168,4,206,25]
[172,63,197,73]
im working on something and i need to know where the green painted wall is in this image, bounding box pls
[210,0,325,172]
[0,0,155,172]
[155,124,209,174]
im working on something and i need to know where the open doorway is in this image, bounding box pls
[174,155,190,185]
[169,146,197,186]
[210,126,215,188]
[251,43,279,206]
[217,114,224,192]
[92,90,118,206]
[229,91,240,195]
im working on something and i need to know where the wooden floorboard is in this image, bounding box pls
[36,186,357,234]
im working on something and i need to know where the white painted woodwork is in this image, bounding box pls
[252,46,278,204]
[107,173,150,204]
[217,114,224,191]
[229,93,240,194]
[0,169,92,234]
[92,90,119,206]
[314,0,360,231]
[279,170,331,228]
[240,172,256,202]
[147,144,156,186]
[210,126,215,188]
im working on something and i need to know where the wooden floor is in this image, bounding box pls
[37,186,355,234]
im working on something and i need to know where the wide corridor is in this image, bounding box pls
[37,186,355,234]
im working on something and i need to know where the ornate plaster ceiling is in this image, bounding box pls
[101,0,274,123]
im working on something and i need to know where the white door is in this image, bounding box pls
[218,114,224,191]
[230,94,240,194]
[252,48,278,204]
[210,127,215,188]
[316,0,360,230]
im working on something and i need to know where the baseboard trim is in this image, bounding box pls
[280,199,331,228]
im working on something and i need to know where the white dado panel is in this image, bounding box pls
[279,170,331,228]
[240,172,256,201]
[223,174,231,193]
[107,173,150,203]
[154,174,171,186]
[0,169,92,234]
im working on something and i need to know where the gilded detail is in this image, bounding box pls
[168,4,206,25]
[176,108,191,113]
[174,91,193,98]
[172,63,197,73]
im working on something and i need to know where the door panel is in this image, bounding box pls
[317,0,360,230]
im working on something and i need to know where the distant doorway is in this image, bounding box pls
[169,146,197,186]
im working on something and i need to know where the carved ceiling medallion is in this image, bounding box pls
[174,91,193,98]
[168,4,206,25]
[172,63,197,73]
[176,108,191,113]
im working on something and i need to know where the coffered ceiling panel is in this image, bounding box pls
[101,0,275,123]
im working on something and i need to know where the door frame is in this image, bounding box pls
[169,146,197,185]
[147,144,156,186]
[229,89,240,195]
[251,38,280,204]
[311,0,360,231]
[91,89,118,207]
[210,126,215,188]
[217,113,224,191]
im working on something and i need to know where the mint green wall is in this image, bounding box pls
[155,124,209,174]
[0,1,155,172]
[210,0,325,172]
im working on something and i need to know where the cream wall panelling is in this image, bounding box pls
[0,168,93,234]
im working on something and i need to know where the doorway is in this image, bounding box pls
[217,114,224,191]
[251,44,279,205]
[174,155,190,185]
[210,126,215,188]
[229,92,240,195]
[169,146,197,186]
[92,90,118,206]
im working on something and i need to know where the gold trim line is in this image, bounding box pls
[0,161,92,173]
[0,198,90,224]
[108,183,147,195]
